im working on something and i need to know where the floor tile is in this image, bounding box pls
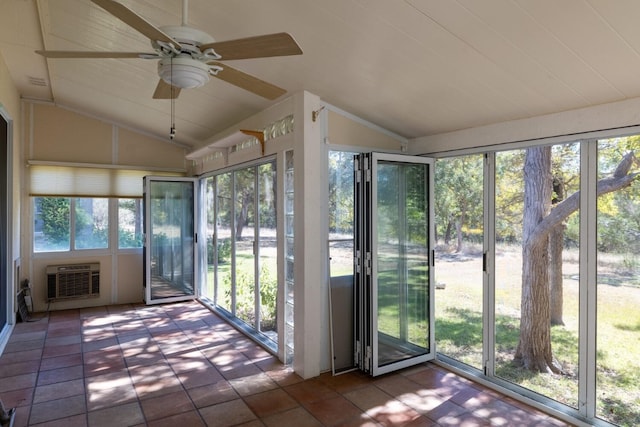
[0,386,34,408]
[342,385,393,411]
[243,388,299,417]
[7,331,46,343]
[303,395,363,426]
[41,343,81,359]
[87,402,144,427]
[177,365,224,389]
[29,413,88,427]
[44,335,81,347]
[187,380,239,408]
[85,371,137,411]
[146,410,205,427]
[261,407,323,427]
[229,371,279,396]
[198,399,257,427]
[39,353,82,371]
[33,378,84,403]
[0,349,43,365]
[3,340,44,353]
[140,390,194,421]
[285,379,340,404]
[28,394,86,425]
[133,373,183,400]
[0,359,41,378]
[36,365,84,386]
[0,301,572,427]
[0,373,38,393]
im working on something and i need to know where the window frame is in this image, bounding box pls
[32,196,144,256]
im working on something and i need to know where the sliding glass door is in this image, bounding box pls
[202,159,279,350]
[355,153,435,376]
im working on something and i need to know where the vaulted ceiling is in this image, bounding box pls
[3,0,640,149]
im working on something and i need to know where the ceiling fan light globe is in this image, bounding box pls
[158,57,210,89]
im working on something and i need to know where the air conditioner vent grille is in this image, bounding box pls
[46,263,100,301]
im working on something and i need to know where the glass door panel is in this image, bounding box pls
[144,177,197,304]
[434,155,484,370]
[328,150,358,374]
[596,138,640,426]
[257,162,277,341]
[215,172,233,313]
[494,144,580,409]
[202,177,215,301]
[356,153,435,376]
[234,167,256,327]
[205,160,280,352]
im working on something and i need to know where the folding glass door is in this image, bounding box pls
[355,153,435,376]
[143,176,198,304]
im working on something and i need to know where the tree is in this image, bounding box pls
[38,197,70,245]
[435,156,483,251]
[516,148,639,373]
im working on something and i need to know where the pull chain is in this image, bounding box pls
[170,56,176,139]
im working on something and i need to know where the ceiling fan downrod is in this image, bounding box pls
[182,0,189,26]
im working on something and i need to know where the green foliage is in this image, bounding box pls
[74,199,108,249]
[206,237,231,264]
[435,155,483,247]
[118,229,142,247]
[38,197,70,245]
[328,151,355,234]
[495,150,525,243]
[259,262,278,331]
[377,162,429,246]
[230,260,277,331]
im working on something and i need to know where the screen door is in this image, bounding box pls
[144,176,198,304]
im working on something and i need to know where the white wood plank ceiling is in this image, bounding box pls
[2,0,640,148]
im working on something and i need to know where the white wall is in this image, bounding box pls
[0,50,22,352]
[22,102,187,313]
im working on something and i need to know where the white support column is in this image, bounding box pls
[292,91,325,378]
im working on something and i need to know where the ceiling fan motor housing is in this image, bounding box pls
[158,57,210,89]
[156,25,216,89]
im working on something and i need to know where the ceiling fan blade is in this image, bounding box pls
[209,62,286,100]
[35,50,155,59]
[91,0,178,47]
[201,33,302,60]
[153,79,181,99]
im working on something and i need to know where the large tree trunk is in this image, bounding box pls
[235,192,252,239]
[515,146,560,373]
[515,150,638,373]
[549,176,565,326]
[549,223,565,326]
[455,216,464,253]
[444,218,453,245]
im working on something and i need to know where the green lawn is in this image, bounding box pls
[435,246,640,427]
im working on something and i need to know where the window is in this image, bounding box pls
[34,197,71,252]
[74,198,109,249]
[118,198,143,248]
[33,197,142,252]
[430,135,640,426]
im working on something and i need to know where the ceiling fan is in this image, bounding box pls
[36,0,303,100]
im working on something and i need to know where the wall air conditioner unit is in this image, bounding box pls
[46,263,100,301]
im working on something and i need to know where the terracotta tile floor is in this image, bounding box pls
[0,301,572,426]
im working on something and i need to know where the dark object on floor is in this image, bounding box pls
[0,398,16,427]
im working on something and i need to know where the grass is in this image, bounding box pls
[435,245,640,427]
